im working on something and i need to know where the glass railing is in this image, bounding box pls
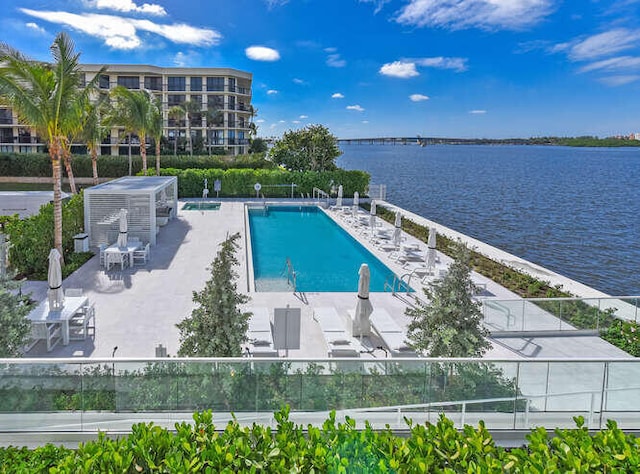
[482,296,640,333]
[1,357,639,433]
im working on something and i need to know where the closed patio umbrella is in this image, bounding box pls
[426,227,437,271]
[353,263,373,337]
[336,184,343,208]
[352,191,359,218]
[47,248,63,310]
[393,211,403,248]
[117,208,128,248]
[369,199,377,231]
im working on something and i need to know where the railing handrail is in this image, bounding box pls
[484,296,640,302]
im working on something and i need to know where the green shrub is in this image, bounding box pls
[602,319,640,356]
[0,152,276,178]
[161,167,370,198]
[2,411,639,472]
[4,193,89,279]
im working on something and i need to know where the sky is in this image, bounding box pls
[1,0,639,139]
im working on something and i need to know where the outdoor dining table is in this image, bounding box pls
[27,295,89,348]
[104,242,140,268]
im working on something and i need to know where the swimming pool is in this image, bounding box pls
[248,205,396,292]
[182,202,221,211]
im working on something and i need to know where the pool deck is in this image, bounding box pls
[21,198,629,360]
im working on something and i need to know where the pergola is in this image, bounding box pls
[84,176,178,248]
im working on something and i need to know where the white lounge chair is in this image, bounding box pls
[369,309,417,357]
[246,307,278,357]
[69,303,96,341]
[314,307,364,357]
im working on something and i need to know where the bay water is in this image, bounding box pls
[338,144,640,296]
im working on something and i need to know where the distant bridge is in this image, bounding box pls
[337,137,427,146]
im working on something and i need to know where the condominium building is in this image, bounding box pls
[0,64,253,156]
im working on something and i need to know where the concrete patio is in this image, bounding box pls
[20,199,630,360]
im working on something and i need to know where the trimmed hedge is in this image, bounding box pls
[160,167,370,198]
[0,409,638,472]
[0,152,275,178]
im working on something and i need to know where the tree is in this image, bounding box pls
[168,105,184,156]
[0,32,105,258]
[249,137,268,154]
[78,95,109,185]
[147,95,163,175]
[270,124,341,171]
[406,241,490,357]
[176,233,251,357]
[109,87,158,175]
[203,107,223,156]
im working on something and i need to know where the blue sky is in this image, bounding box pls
[1,0,639,139]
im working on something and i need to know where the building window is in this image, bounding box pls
[168,94,186,107]
[206,77,224,91]
[207,95,224,109]
[227,77,236,92]
[0,129,13,142]
[228,113,236,127]
[0,109,12,125]
[144,76,162,91]
[228,95,235,110]
[190,95,202,108]
[99,74,110,89]
[190,77,202,92]
[168,76,186,91]
[117,76,140,89]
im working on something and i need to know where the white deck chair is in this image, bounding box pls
[246,307,278,357]
[69,303,96,341]
[369,309,416,357]
[314,307,363,357]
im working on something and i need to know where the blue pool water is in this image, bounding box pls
[249,206,395,292]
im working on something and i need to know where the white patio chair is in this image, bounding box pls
[106,251,125,271]
[133,243,150,265]
[69,303,96,341]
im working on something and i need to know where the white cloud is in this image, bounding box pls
[278,120,286,123]
[556,29,640,61]
[20,8,220,49]
[362,120,369,124]
[299,115,308,119]
[324,47,337,53]
[84,0,167,16]
[409,94,429,102]
[347,104,365,112]
[396,0,554,31]
[292,120,301,124]
[598,75,640,86]
[326,53,347,67]
[332,92,344,99]
[25,22,46,33]
[469,109,487,114]
[245,45,280,61]
[264,0,289,9]
[173,50,200,67]
[256,119,265,123]
[359,0,391,14]
[293,78,305,84]
[415,57,468,72]
[579,56,640,73]
[379,61,419,78]
[266,89,279,95]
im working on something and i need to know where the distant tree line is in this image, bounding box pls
[426,136,640,147]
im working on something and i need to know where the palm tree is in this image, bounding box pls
[168,105,184,156]
[109,86,157,175]
[0,32,105,257]
[79,95,109,185]
[148,95,163,175]
[203,107,223,156]
[248,104,259,139]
